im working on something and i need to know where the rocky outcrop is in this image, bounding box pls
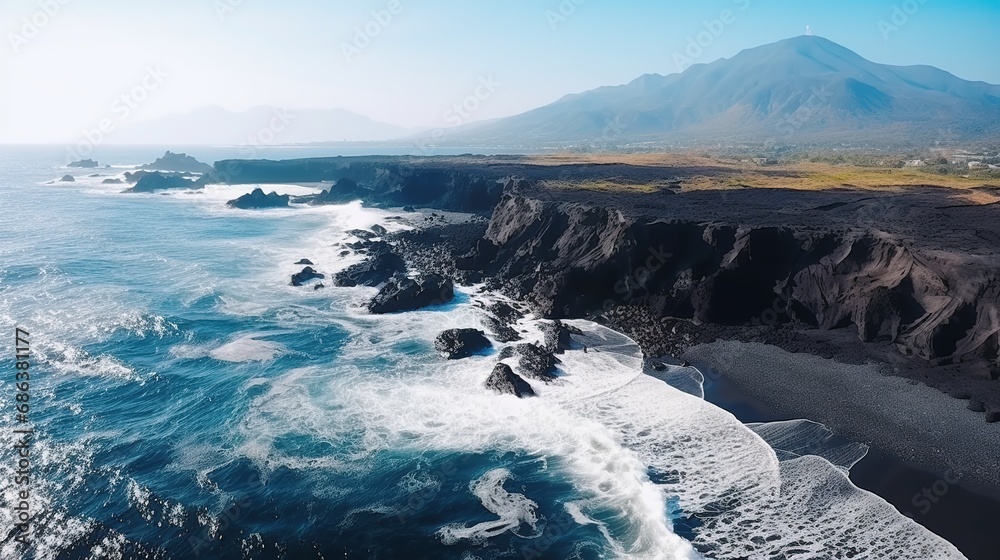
[434,329,491,359]
[126,172,203,193]
[484,363,535,397]
[335,252,406,288]
[291,266,324,286]
[227,188,290,209]
[140,151,213,174]
[539,320,582,354]
[59,175,75,182]
[367,274,454,314]
[498,343,559,381]
[102,178,123,184]
[68,159,99,168]
[482,301,522,342]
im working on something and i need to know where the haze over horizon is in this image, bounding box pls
[1,0,998,144]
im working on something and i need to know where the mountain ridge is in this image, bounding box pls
[449,35,1000,145]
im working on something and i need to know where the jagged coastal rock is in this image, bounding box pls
[291,266,324,286]
[68,159,99,168]
[434,328,491,359]
[498,343,559,381]
[334,252,406,288]
[102,178,123,184]
[367,274,454,314]
[140,151,214,174]
[59,175,75,182]
[484,363,535,397]
[227,188,290,209]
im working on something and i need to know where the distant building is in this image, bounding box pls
[752,157,776,165]
[968,161,988,170]
[904,159,925,167]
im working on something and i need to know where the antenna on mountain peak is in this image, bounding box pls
[806,25,813,36]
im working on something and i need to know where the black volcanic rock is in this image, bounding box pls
[295,259,314,265]
[539,320,582,354]
[59,175,75,182]
[348,229,377,241]
[481,301,523,342]
[312,178,370,205]
[140,151,213,174]
[291,266,325,287]
[227,188,290,209]
[68,159,99,168]
[371,224,388,236]
[367,274,454,314]
[434,328,491,359]
[126,172,201,193]
[334,252,406,288]
[484,363,535,398]
[498,343,559,381]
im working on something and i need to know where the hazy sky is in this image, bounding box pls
[1,0,998,142]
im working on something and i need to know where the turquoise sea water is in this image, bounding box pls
[0,146,969,560]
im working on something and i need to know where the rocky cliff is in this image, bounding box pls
[468,188,1000,378]
[213,155,1000,417]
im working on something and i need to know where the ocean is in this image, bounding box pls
[0,145,967,559]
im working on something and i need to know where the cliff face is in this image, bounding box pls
[470,190,1000,377]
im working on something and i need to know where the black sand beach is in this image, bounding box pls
[690,352,1000,560]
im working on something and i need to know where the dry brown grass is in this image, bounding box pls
[527,153,1000,205]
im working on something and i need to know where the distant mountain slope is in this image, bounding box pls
[455,36,1000,144]
[117,106,415,145]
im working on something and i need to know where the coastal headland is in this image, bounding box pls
[214,153,1000,493]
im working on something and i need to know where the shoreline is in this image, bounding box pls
[690,352,1000,560]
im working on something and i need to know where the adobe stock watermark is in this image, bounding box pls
[65,65,169,164]
[546,0,586,31]
[673,0,751,72]
[879,0,930,41]
[214,0,247,22]
[413,75,501,155]
[601,245,675,311]
[8,0,72,54]
[213,108,295,183]
[904,470,962,517]
[341,0,403,64]
[774,85,832,136]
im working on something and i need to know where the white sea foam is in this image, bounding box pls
[229,299,966,558]
[209,334,285,362]
[438,468,540,545]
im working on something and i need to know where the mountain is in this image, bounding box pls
[453,36,1000,145]
[116,106,415,145]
